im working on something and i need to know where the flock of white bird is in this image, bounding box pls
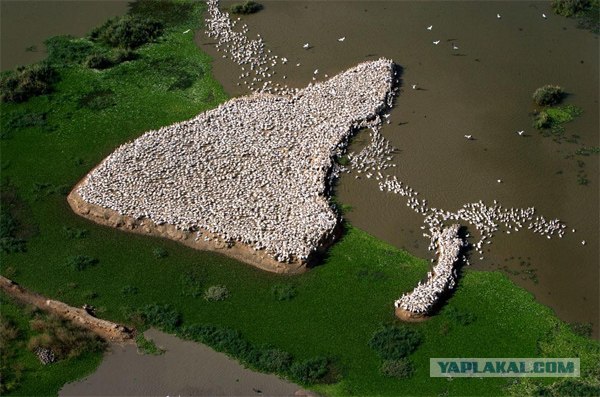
[395,224,464,315]
[80,0,581,318]
[77,57,397,264]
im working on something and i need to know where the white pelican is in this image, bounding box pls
[427,25,433,30]
[464,134,473,140]
[338,37,346,42]
[303,43,310,49]
[411,84,417,90]
[497,13,502,19]
[452,43,459,50]
[433,40,441,45]
[542,13,547,19]
[516,130,525,136]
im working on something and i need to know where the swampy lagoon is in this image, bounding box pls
[1,1,598,396]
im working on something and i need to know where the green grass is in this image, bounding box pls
[1,1,598,395]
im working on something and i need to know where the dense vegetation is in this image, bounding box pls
[552,0,599,33]
[0,295,105,395]
[229,1,263,15]
[1,0,598,395]
[0,63,58,104]
[532,85,564,106]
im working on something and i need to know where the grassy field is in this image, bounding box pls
[1,1,598,396]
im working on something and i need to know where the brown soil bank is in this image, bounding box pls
[67,189,341,274]
[0,275,133,343]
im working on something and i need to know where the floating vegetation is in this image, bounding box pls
[230,1,263,15]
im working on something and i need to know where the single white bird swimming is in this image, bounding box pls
[497,179,503,183]
[338,37,346,42]
[296,63,301,67]
[452,43,459,50]
[433,40,441,45]
[497,13,502,19]
[464,134,473,140]
[411,84,417,90]
[183,29,191,34]
[542,13,547,19]
[303,43,310,49]
[516,130,525,136]
[427,25,433,30]
[581,240,586,245]
[313,69,319,75]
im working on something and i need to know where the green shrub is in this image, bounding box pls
[368,325,422,360]
[112,49,138,64]
[135,334,164,355]
[380,358,413,378]
[253,348,293,373]
[63,226,89,239]
[77,89,116,111]
[533,85,564,106]
[66,255,98,271]
[44,35,95,66]
[152,247,168,258]
[2,111,50,139]
[552,0,591,16]
[533,111,551,129]
[82,290,98,300]
[90,16,163,49]
[568,322,593,337]
[444,306,476,325]
[271,283,297,301]
[85,53,114,70]
[121,285,139,295]
[290,356,329,384]
[0,206,27,253]
[0,63,58,103]
[230,1,263,14]
[180,270,203,298]
[137,303,181,330]
[204,285,230,301]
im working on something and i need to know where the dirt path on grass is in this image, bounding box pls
[0,275,134,343]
